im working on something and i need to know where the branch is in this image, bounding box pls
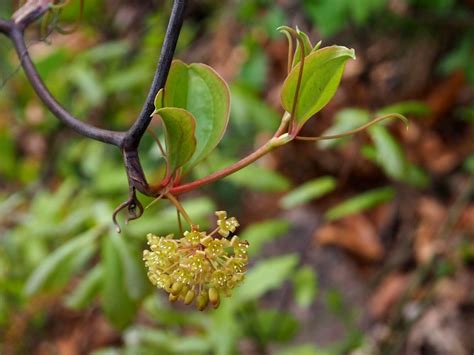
[2,0,187,149]
[0,19,11,35]
[8,27,125,146]
[123,0,187,150]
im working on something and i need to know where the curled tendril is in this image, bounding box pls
[295,113,409,141]
[112,188,144,233]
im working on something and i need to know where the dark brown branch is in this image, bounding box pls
[123,0,187,150]
[9,27,126,146]
[1,0,187,150]
[1,0,188,221]
[0,19,12,34]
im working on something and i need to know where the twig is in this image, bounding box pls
[123,0,187,150]
[9,27,125,145]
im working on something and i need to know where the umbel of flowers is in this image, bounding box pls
[143,211,248,310]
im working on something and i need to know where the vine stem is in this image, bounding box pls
[168,134,292,195]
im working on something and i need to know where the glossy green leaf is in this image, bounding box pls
[293,266,318,308]
[240,219,291,256]
[318,108,370,149]
[64,265,103,310]
[159,60,230,169]
[234,254,299,303]
[24,228,100,296]
[153,88,164,111]
[280,176,336,209]
[281,46,355,126]
[325,187,395,221]
[156,107,197,173]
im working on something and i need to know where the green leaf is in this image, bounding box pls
[234,254,299,303]
[156,107,197,173]
[464,155,474,174]
[110,234,148,301]
[64,265,103,310]
[281,46,355,126]
[153,88,164,111]
[240,219,291,256]
[24,228,100,296]
[280,176,336,209]
[231,84,280,132]
[225,163,291,192]
[101,236,138,329]
[368,125,407,180]
[318,108,370,149]
[293,266,318,308]
[123,326,211,354]
[325,187,395,221]
[277,344,323,355]
[160,60,231,169]
[210,302,240,355]
[405,164,430,188]
[243,309,299,344]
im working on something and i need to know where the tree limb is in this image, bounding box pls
[1,0,187,149]
[9,27,126,145]
[123,0,187,150]
[0,19,11,34]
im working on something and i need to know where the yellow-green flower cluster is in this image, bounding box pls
[143,211,248,310]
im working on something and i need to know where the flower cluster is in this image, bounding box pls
[143,211,248,310]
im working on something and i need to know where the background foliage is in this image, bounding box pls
[0,0,473,354]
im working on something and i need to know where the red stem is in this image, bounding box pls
[169,135,290,195]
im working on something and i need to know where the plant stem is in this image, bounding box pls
[123,0,187,149]
[274,112,291,137]
[169,134,292,195]
[165,192,193,227]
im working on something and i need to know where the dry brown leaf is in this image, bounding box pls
[369,272,410,320]
[414,197,447,264]
[425,71,466,124]
[314,214,384,262]
[406,304,468,355]
[457,204,474,235]
[419,133,460,174]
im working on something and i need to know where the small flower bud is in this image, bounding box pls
[184,290,195,305]
[209,287,220,307]
[171,282,183,295]
[196,292,209,311]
